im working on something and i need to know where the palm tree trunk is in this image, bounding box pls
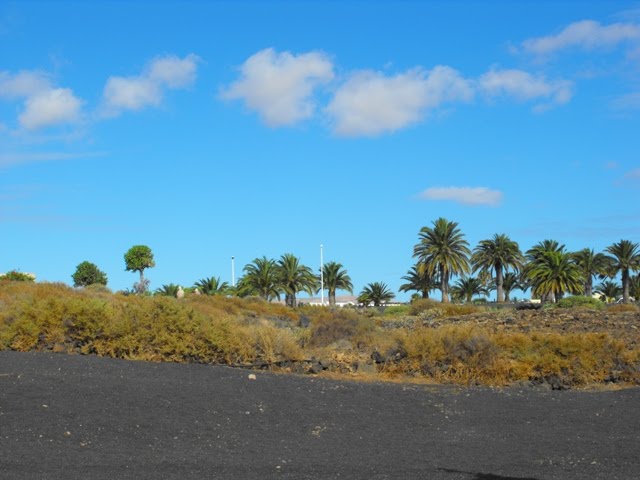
[622,269,630,304]
[585,276,593,297]
[440,266,449,303]
[329,291,336,306]
[496,267,504,303]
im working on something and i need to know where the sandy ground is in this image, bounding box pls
[1,350,638,480]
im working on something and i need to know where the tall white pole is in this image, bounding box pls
[231,256,235,287]
[320,244,324,306]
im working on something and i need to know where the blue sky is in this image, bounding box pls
[1,1,639,299]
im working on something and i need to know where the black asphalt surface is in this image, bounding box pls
[1,351,638,480]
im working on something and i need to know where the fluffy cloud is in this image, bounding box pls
[148,53,199,88]
[18,88,83,130]
[326,66,473,136]
[418,187,503,206]
[0,71,51,99]
[522,20,640,55]
[479,68,572,111]
[0,70,83,130]
[220,48,334,127]
[102,54,199,116]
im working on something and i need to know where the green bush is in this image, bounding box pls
[556,296,604,310]
[0,270,35,282]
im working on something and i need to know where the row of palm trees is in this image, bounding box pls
[234,254,354,307]
[402,217,640,304]
[154,217,638,306]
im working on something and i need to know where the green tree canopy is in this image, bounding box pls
[72,261,108,287]
[413,217,470,303]
[124,245,155,294]
[277,253,318,307]
[605,240,640,304]
[571,248,611,297]
[524,250,583,303]
[236,257,281,301]
[321,261,353,306]
[451,276,488,304]
[399,263,438,300]
[194,276,230,296]
[471,233,523,303]
[358,282,395,307]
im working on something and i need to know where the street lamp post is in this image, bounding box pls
[231,256,235,287]
[320,244,324,306]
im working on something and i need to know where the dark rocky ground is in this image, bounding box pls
[1,351,638,480]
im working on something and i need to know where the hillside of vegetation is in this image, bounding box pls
[1,282,638,389]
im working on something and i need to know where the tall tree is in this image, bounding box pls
[321,261,353,306]
[237,257,281,301]
[451,276,488,304]
[525,240,565,303]
[71,261,108,287]
[571,248,611,297]
[471,233,523,303]
[399,263,438,299]
[605,240,640,304]
[124,245,155,294]
[413,217,470,303]
[277,253,318,307]
[358,282,395,307]
[525,250,583,303]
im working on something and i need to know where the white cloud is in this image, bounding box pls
[479,68,572,111]
[103,77,161,112]
[220,48,334,127]
[18,88,83,130]
[101,53,199,116]
[326,66,473,136]
[0,70,51,99]
[522,20,640,56]
[418,187,503,206]
[0,70,83,130]
[148,53,199,88]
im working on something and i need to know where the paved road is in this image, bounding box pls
[1,351,638,479]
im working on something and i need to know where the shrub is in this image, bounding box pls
[72,261,108,287]
[556,296,604,310]
[0,270,35,282]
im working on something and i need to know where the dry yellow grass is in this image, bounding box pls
[1,282,638,387]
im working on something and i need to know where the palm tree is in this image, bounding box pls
[595,280,622,303]
[605,240,640,304]
[277,253,318,307]
[358,282,395,307]
[471,233,524,303]
[194,276,230,296]
[155,284,180,297]
[524,250,583,303]
[321,261,353,306]
[525,240,566,303]
[237,257,281,301]
[413,217,471,303]
[498,272,524,302]
[399,263,438,299]
[570,248,611,297]
[451,276,488,303]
